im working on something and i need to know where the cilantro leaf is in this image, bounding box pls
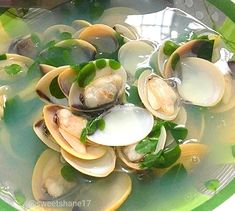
[49,76,66,99]
[126,85,142,106]
[163,40,179,56]
[135,138,158,154]
[0,54,7,60]
[76,62,96,87]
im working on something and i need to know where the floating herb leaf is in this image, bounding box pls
[61,165,78,182]
[31,33,41,46]
[59,32,72,40]
[204,179,220,192]
[0,54,7,60]
[80,117,105,143]
[49,76,66,99]
[163,40,180,56]
[109,59,121,70]
[76,62,96,87]
[95,59,107,69]
[115,32,125,47]
[194,40,214,62]
[14,190,26,206]
[126,86,142,106]
[171,53,180,71]
[134,68,146,80]
[135,137,158,154]
[71,62,89,73]
[4,64,22,75]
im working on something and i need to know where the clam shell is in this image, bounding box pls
[32,149,76,201]
[79,24,119,54]
[176,57,225,107]
[138,69,180,120]
[72,20,91,31]
[43,105,107,160]
[39,64,56,75]
[118,40,155,78]
[113,23,139,41]
[33,119,60,152]
[173,106,187,125]
[61,147,116,177]
[36,66,68,105]
[43,24,76,43]
[87,104,154,146]
[76,172,132,211]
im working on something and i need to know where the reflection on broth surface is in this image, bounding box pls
[0,5,234,211]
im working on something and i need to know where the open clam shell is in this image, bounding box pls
[36,66,68,105]
[32,149,76,201]
[113,23,139,41]
[118,40,155,79]
[68,59,127,112]
[33,119,60,152]
[173,106,187,125]
[77,172,132,211]
[138,69,181,120]
[43,105,107,160]
[61,147,116,177]
[72,20,92,31]
[39,64,56,75]
[79,24,119,54]
[176,57,225,107]
[0,54,33,82]
[87,104,154,146]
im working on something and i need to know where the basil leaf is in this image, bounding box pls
[49,76,66,99]
[126,85,142,106]
[14,190,26,206]
[171,53,180,71]
[231,145,235,158]
[76,62,96,87]
[0,54,7,60]
[194,40,214,62]
[204,179,220,191]
[109,59,121,70]
[170,126,188,142]
[31,33,41,46]
[80,128,87,144]
[61,165,78,182]
[135,138,158,154]
[59,32,72,40]
[4,64,22,75]
[163,40,179,56]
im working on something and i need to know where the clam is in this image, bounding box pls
[79,24,119,54]
[76,172,131,211]
[0,86,8,119]
[68,59,127,111]
[113,23,139,41]
[39,64,56,75]
[87,104,154,146]
[8,34,42,58]
[43,24,76,43]
[32,149,76,201]
[39,39,96,67]
[117,126,167,170]
[36,66,68,105]
[0,54,33,82]
[72,20,92,31]
[43,105,107,160]
[118,40,155,78]
[173,106,187,125]
[175,57,225,107]
[33,119,60,152]
[138,69,181,120]
[61,147,116,177]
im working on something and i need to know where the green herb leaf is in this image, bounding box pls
[0,54,7,60]
[61,165,78,182]
[109,59,121,70]
[76,62,96,87]
[31,33,41,46]
[95,59,107,69]
[80,117,106,142]
[80,128,87,143]
[231,145,235,158]
[193,40,214,62]
[170,126,188,142]
[135,138,158,154]
[71,62,89,73]
[14,190,26,206]
[49,76,66,99]
[171,53,180,71]
[163,40,180,56]
[134,68,146,80]
[115,32,125,46]
[59,32,72,40]
[126,85,142,106]
[4,64,22,75]
[204,179,220,191]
